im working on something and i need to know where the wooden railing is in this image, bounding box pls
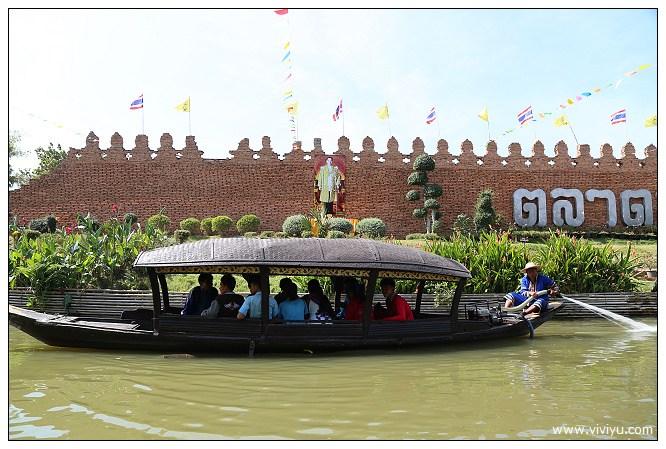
[8,288,657,319]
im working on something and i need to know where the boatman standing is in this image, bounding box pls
[504,262,559,315]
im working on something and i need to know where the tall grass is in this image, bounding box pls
[425,231,642,294]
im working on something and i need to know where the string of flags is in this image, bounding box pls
[275,9,298,140]
[484,63,656,139]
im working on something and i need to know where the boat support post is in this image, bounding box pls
[158,273,170,312]
[449,277,468,328]
[147,268,161,335]
[414,280,426,315]
[363,269,379,338]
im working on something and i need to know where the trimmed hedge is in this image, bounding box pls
[282,214,311,237]
[237,214,260,234]
[356,218,387,238]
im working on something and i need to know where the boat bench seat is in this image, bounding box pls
[158,316,262,337]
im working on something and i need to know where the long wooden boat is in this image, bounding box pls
[9,237,564,354]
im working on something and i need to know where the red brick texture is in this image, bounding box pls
[9,132,657,238]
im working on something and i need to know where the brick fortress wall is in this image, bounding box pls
[9,131,657,238]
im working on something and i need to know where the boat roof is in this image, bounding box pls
[134,237,470,281]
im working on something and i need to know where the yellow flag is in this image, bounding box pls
[645,115,657,128]
[567,98,574,105]
[376,104,389,120]
[285,101,298,115]
[175,98,190,112]
[636,64,651,71]
[478,106,489,122]
[553,115,569,127]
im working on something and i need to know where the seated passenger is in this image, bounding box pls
[274,277,295,305]
[376,278,414,321]
[302,279,334,321]
[237,274,279,320]
[278,282,309,322]
[335,276,360,319]
[181,273,218,316]
[201,274,245,319]
[343,283,368,321]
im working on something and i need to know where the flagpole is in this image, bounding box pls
[568,122,579,146]
[386,103,392,137]
[342,98,345,136]
[188,97,191,135]
[141,102,145,135]
[436,107,441,139]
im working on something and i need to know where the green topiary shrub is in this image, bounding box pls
[123,212,138,225]
[274,231,287,238]
[212,215,234,236]
[244,231,257,238]
[327,230,346,238]
[200,217,213,236]
[474,189,498,232]
[301,230,314,238]
[45,215,57,233]
[431,219,444,234]
[25,229,41,240]
[179,218,201,235]
[327,217,353,234]
[423,199,441,210]
[173,229,190,243]
[406,190,421,201]
[237,214,260,234]
[424,233,440,240]
[258,230,275,238]
[406,233,426,240]
[29,218,49,234]
[413,208,427,219]
[407,171,428,186]
[146,213,171,232]
[282,214,311,237]
[423,184,443,198]
[413,154,435,172]
[356,218,387,238]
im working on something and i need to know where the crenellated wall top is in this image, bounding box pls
[64,131,657,170]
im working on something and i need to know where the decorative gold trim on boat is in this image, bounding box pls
[269,267,371,277]
[377,270,460,282]
[154,266,260,274]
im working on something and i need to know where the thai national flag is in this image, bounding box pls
[130,94,143,110]
[426,107,437,124]
[332,100,343,121]
[517,106,533,125]
[610,109,626,125]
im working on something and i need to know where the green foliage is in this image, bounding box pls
[291,276,334,296]
[424,233,441,240]
[452,214,475,235]
[9,131,24,187]
[45,215,57,233]
[406,190,421,201]
[356,218,387,238]
[173,229,190,242]
[301,230,314,238]
[29,218,49,234]
[282,214,311,237]
[24,230,41,240]
[212,215,234,236]
[258,230,275,238]
[425,230,642,294]
[473,189,497,232]
[536,231,640,293]
[327,217,353,234]
[237,214,260,234]
[9,213,170,310]
[412,208,427,219]
[31,143,68,179]
[431,220,443,234]
[179,217,201,235]
[274,231,287,238]
[413,154,435,172]
[406,233,426,240]
[423,198,441,210]
[146,213,171,232]
[423,184,443,198]
[200,217,213,236]
[327,230,346,238]
[123,212,138,225]
[407,171,428,186]
[244,231,257,238]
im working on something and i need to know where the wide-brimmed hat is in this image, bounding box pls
[521,262,541,273]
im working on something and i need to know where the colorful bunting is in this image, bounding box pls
[553,115,569,127]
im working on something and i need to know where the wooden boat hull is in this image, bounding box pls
[9,303,564,354]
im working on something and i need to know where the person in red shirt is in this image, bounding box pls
[377,278,414,321]
[343,283,368,320]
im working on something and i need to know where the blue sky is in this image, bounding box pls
[8,7,658,171]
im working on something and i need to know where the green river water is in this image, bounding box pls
[8,319,657,441]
